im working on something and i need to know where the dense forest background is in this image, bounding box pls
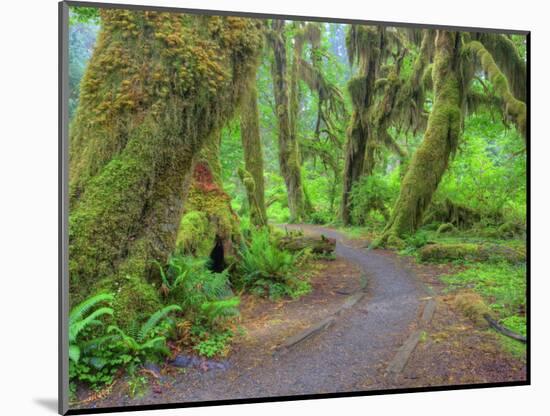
[69,10,526,231]
[67,6,526,399]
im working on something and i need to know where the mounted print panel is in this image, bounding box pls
[59,1,529,414]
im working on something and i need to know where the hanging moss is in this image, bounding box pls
[475,33,526,102]
[68,10,262,327]
[268,19,307,222]
[341,26,387,225]
[465,40,526,139]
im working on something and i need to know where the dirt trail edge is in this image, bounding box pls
[88,224,426,408]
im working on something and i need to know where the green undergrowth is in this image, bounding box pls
[398,226,526,356]
[398,226,525,260]
[155,254,240,358]
[440,262,526,336]
[445,269,526,358]
[236,229,311,300]
[69,293,181,395]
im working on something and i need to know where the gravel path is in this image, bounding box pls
[88,225,425,408]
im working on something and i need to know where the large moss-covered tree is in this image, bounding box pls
[377,30,526,246]
[68,9,262,327]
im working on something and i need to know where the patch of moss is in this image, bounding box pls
[176,211,215,256]
[451,292,492,327]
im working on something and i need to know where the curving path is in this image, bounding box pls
[89,225,425,408]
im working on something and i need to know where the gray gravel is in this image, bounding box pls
[96,225,424,406]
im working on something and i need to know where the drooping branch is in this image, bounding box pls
[465,40,527,139]
[476,33,526,102]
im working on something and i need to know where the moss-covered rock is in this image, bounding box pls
[497,221,525,238]
[437,222,456,234]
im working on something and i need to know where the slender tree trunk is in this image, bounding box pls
[240,66,267,227]
[377,30,463,246]
[68,10,262,327]
[269,19,307,223]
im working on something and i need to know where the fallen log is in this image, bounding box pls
[484,314,527,343]
[277,234,336,254]
[419,243,525,264]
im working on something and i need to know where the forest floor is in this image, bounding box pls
[75,225,526,410]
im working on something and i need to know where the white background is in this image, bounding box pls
[0,0,547,414]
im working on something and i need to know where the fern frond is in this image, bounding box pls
[69,345,80,363]
[69,293,114,324]
[138,305,181,342]
[69,307,113,342]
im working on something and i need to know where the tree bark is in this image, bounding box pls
[240,65,267,227]
[68,10,262,327]
[378,31,463,246]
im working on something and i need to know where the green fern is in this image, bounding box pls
[68,293,114,363]
[138,304,182,342]
[237,229,304,298]
[106,304,180,361]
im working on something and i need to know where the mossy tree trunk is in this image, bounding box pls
[378,30,464,246]
[239,63,268,228]
[340,26,384,225]
[269,19,307,223]
[68,10,262,327]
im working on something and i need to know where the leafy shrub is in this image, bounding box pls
[404,230,430,249]
[349,175,394,225]
[237,229,310,299]
[192,327,233,357]
[309,210,333,225]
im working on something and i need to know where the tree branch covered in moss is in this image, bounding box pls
[465,40,527,139]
